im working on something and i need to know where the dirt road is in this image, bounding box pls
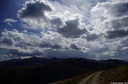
[78,71,102,84]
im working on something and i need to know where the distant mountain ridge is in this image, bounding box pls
[0,57,127,68]
[0,57,127,84]
[0,57,62,67]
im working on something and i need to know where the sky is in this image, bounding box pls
[0,0,128,61]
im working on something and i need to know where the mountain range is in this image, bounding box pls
[0,57,127,84]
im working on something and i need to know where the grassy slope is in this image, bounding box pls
[50,64,128,84]
[99,64,128,84]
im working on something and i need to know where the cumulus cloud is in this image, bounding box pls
[70,43,81,50]
[0,29,85,58]
[40,41,62,49]
[105,17,128,30]
[1,29,28,44]
[106,1,128,18]
[91,0,128,39]
[17,0,89,38]
[0,28,94,60]
[50,17,64,28]
[9,49,43,57]
[57,19,87,38]
[0,29,42,55]
[17,1,52,19]
[121,46,128,50]
[4,18,17,26]
[17,0,53,29]
[89,0,128,59]
[106,30,128,39]
[2,0,128,60]
[1,37,15,46]
[84,34,99,41]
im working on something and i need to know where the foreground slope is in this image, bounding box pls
[99,64,128,84]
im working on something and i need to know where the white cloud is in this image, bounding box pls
[121,47,128,50]
[4,18,17,26]
[17,0,89,38]
[0,28,92,59]
[2,0,128,60]
[91,0,128,38]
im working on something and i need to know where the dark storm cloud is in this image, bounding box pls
[17,1,52,19]
[10,49,43,56]
[40,42,62,49]
[51,44,62,49]
[94,1,128,39]
[110,2,128,17]
[70,44,80,50]
[17,0,88,38]
[1,37,14,45]
[0,48,10,55]
[50,17,63,27]
[85,34,99,41]
[57,19,87,38]
[40,42,51,48]
[106,30,128,39]
[110,18,128,29]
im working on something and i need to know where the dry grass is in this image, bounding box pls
[99,64,128,84]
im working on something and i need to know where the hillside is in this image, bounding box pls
[99,64,128,84]
[0,57,127,84]
[50,64,128,84]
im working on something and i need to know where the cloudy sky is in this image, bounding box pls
[0,0,128,61]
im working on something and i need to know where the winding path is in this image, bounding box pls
[78,71,102,84]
